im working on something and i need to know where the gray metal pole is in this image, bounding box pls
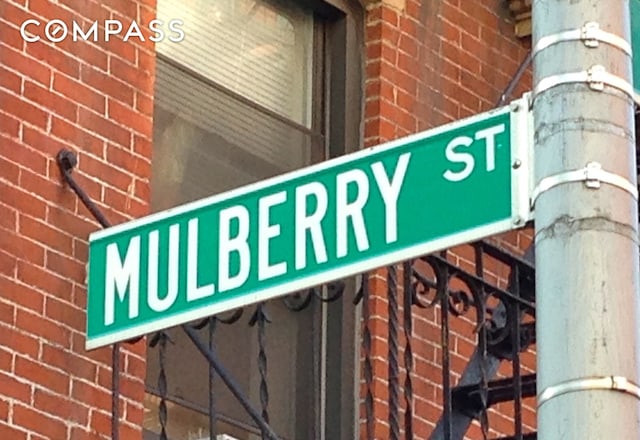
[532,1,640,438]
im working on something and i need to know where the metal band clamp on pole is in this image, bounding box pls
[532,21,632,58]
[533,1,640,438]
[530,161,638,208]
[533,65,636,102]
[538,376,640,408]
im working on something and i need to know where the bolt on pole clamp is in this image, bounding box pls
[532,21,632,58]
[538,376,640,408]
[532,65,636,103]
[530,161,638,208]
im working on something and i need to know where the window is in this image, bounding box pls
[144,1,362,439]
[150,0,322,211]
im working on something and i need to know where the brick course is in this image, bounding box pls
[0,0,152,437]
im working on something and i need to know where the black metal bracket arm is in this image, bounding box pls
[57,149,111,229]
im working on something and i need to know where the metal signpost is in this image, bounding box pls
[86,94,533,350]
[533,2,640,438]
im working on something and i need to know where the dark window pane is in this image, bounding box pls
[151,58,313,211]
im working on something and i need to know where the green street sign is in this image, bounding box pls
[86,95,533,350]
[631,0,640,101]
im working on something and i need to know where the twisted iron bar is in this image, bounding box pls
[194,309,243,437]
[361,272,375,440]
[403,260,414,439]
[149,331,171,440]
[438,257,452,440]
[249,303,271,427]
[209,317,218,439]
[474,245,490,440]
[111,344,121,440]
[511,265,523,440]
[258,309,269,426]
[191,312,248,439]
[387,266,400,440]
[428,245,535,440]
[196,302,243,440]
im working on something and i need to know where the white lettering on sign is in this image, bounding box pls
[443,136,473,182]
[258,191,288,280]
[475,125,505,172]
[187,219,215,301]
[443,123,506,182]
[371,153,411,244]
[219,206,251,292]
[335,152,412,258]
[336,169,370,258]
[104,237,140,325]
[147,224,180,312]
[295,182,329,270]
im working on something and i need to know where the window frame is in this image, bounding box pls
[310,2,364,440]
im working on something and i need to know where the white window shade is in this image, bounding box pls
[156,0,314,127]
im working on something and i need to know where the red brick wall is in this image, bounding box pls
[361,0,533,438]
[0,0,154,438]
[0,0,535,438]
